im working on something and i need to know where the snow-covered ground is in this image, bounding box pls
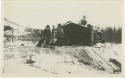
[3,40,122,76]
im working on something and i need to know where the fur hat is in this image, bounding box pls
[46,25,50,28]
[58,24,62,27]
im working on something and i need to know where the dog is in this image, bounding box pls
[109,58,121,73]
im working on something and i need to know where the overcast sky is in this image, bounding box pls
[3,0,123,29]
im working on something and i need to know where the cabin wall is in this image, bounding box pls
[62,23,92,46]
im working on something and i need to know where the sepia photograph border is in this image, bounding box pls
[0,0,125,78]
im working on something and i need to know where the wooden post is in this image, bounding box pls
[12,29,14,42]
[90,26,94,46]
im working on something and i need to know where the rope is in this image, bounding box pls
[4,18,24,27]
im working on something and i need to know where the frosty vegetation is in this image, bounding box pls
[102,27,122,43]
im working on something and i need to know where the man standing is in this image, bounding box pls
[80,16,87,26]
[43,25,51,47]
[56,24,64,46]
[51,25,57,45]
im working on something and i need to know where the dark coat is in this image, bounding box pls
[56,27,64,38]
[44,28,51,39]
